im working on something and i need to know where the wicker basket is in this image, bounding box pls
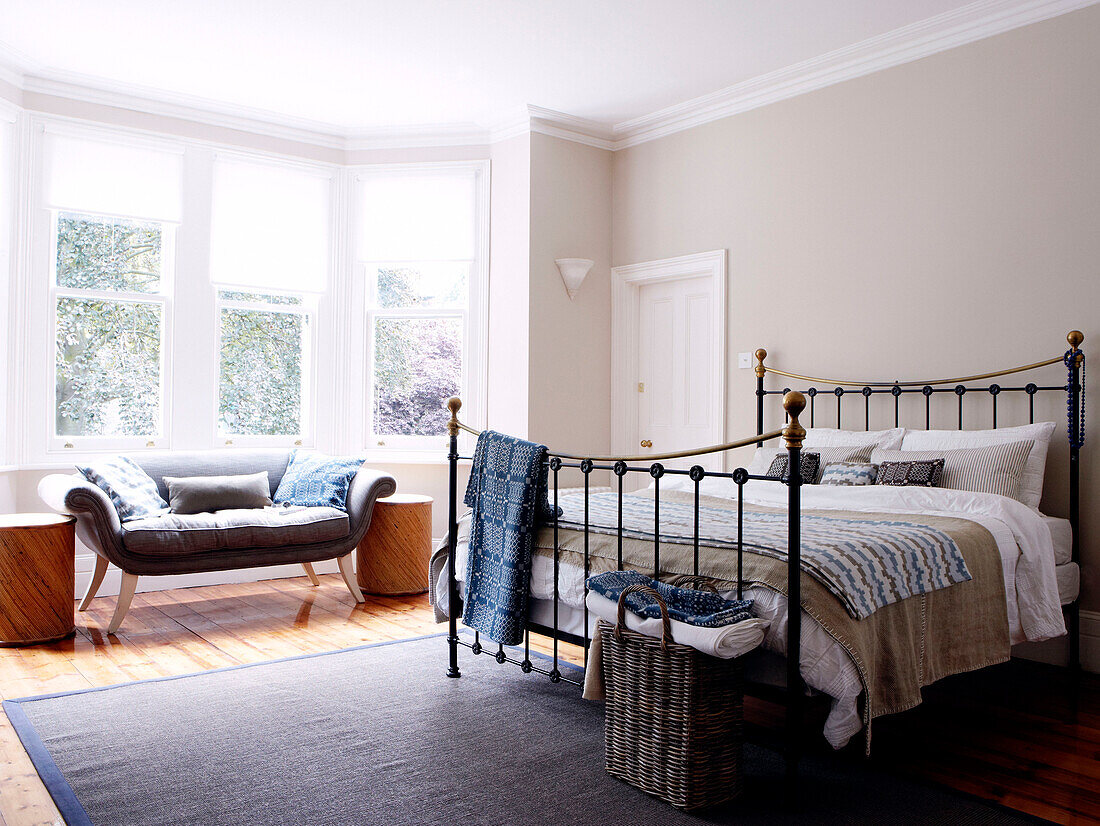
[599,582,743,811]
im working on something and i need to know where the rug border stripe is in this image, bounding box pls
[3,698,95,826]
[2,630,583,826]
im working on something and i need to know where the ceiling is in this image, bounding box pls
[0,0,1004,135]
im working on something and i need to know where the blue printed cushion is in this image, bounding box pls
[79,456,169,522]
[273,451,364,511]
[819,461,879,486]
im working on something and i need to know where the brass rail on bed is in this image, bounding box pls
[444,397,787,463]
[754,330,1084,388]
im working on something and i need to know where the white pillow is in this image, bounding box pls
[746,446,785,476]
[899,422,1055,510]
[805,427,905,451]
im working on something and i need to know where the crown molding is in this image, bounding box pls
[21,71,350,150]
[0,0,1094,155]
[610,0,1099,149]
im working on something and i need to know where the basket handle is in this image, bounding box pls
[615,583,673,649]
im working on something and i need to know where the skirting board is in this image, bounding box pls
[73,538,445,598]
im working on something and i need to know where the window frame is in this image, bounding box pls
[48,208,176,453]
[356,161,489,458]
[213,287,318,449]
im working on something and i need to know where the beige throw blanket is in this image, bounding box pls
[537,491,1010,748]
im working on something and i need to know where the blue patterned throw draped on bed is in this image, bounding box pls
[462,430,556,645]
[587,570,754,627]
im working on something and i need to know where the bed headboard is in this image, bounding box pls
[753,331,1084,446]
[753,330,1085,668]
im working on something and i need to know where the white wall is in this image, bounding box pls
[486,133,531,439]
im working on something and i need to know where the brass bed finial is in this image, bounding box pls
[1069,330,1084,365]
[782,391,806,449]
[446,396,462,438]
[755,348,768,378]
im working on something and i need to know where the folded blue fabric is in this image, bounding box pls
[462,430,555,646]
[273,451,364,512]
[587,570,753,628]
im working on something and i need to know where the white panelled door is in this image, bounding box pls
[636,277,721,471]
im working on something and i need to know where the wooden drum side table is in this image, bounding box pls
[0,513,76,646]
[356,494,432,596]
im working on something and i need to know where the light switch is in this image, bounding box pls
[738,352,752,369]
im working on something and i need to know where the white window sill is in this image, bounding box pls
[362,449,471,466]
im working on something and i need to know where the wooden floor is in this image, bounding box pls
[0,574,1095,825]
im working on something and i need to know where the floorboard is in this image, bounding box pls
[0,573,1094,826]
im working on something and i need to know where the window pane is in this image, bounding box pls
[374,263,468,309]
[219,306,305,436]
[374,317,461,436]
[56,213,162,293]
[55,297,162,437]
[218,289,302,306]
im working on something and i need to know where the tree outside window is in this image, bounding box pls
[53,213,166,439]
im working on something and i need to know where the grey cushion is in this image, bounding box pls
[127,450,293,502]
[164,472,273,514]
[122,506,350,556]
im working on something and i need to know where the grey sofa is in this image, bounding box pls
[38,449,397,635]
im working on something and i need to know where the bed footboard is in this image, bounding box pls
[442,392,809,779]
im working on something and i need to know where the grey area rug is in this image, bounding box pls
[5,634,1049,826]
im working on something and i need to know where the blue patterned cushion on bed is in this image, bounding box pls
[766,451,820,484]
[78,456,169,522]
[273,451,364,511]
[819,461,879,486]
[587,570,753,628]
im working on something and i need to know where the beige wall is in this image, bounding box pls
[611,5,1100,616]
[528,133,613,460]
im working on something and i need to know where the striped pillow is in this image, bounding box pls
[870,441,1034,501]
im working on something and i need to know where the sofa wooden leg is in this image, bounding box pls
[337,554,364,603]
[107,573,138,635]
[301,562,321,586]
[79,555,109,612]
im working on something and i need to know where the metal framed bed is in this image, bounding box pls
[441,330,1085,779]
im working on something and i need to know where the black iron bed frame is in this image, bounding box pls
[442,330,1085,779]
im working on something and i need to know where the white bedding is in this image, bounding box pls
[435,482,1066,750]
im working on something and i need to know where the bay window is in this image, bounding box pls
[209,155,330,445]
[358,164,488,453]
[43,130,182,450]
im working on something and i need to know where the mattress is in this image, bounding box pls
[1042,515,1073,566]
[1056,562,1080,605]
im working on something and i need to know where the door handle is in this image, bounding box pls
[640,439,652,448]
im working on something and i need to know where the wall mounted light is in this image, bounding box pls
[555,258,594,300]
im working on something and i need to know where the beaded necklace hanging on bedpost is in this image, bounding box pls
[1064,347,1085,448]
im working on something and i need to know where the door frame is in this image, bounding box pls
[610,249,727,465]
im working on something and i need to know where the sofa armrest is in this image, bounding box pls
[38,473,124,561]
[345,468,398,545]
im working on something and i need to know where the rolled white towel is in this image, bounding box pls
[585,590,767,659]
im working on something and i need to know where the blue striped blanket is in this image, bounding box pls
[556,490,971,620]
